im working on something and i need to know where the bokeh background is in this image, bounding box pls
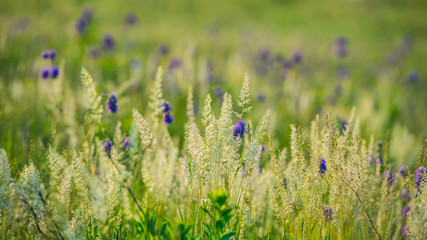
[1,0,427,172]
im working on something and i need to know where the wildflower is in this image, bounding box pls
[293,50,302,64]
[215,87,224,100]
[257,93,266,102]
[103,34,115,51]
[259,48,270,62]
[319,157,327,176]
[402,205,410,217]
[40,68,50,79]
[106,93,118,114]
[338,67,349,79]
[163,113,174,125]
[408,71,418,83]
[124,13,137,26]
[335,37,348,58]
[398,166,408,178]
[158,44,169,56]
[323,206,333,222]
[123,137,130,150]
[233,120,246,138]
[41,50,56,60]
[401,226,409,238]
[50,66,60,78]
[261,145,267,152]
[160,102,173,113]
[401,189,411,202]
[104,140,113,157]
[284,61,292,70]
[75,8,93,34]
[382,170,394,186]
[415,166,426,187]
[169,58,181,71]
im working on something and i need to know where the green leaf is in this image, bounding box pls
[219,232,236,240]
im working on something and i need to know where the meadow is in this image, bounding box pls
[0,0,426,239]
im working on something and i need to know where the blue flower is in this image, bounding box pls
[104,140,113,157]
[261,145,267,152]
[233,120,246,138]
[323,206,333,222]
[40,68,50,79]
[382,170,394,186]
[415,166,426,188]
[76,8,93,34]
[50,66,60,78]
[319,157,327,176]
[402,205,410,217]
[163,113,174,125]
[335,37,348,58]
[161,101,173,113]
[123,137,130,150]
[257,93,266,102]
[41,50,56,60]
[293,50,302,64]
[103,34,115,51]
[401,226,408,238]
[106,93,118,114]
[169,58,181,71]
[398,166,408,178]
[408,71,418,83]
[158,44,169,56]
[124,13,137,26]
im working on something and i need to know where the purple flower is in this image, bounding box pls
[257,93,266,102]
[293,50,302,64]
[215,87,224,100]
[103,34,115,51]
[160,101,172,113]
[104,140,113,157]
[106,93,118,114]
[158,44,169,56]
[319,157,327,176]
[402,205,410,217]
[41,50,56,60]
[401,226,409,238]
[382,170,394,186]
[75,8,93,34]
[50,66,60,78]
[323,206,333,222]
[284,61,293,70]
[261,145,267,152]
[123,137,130,150]
[401,189,411,202]
[408,71,418,83]
[398,166,408,178]
[335,37,348,58]
[338,67,349,79]
[169,58,181,71]
[233,120,246,138]
[40,68,50,79]
[415,166,426,187]
[258,48,270,62]
[163,113,174,125]
[124,13,137,26]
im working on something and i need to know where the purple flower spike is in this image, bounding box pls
[158,44,169,56]
[261,145,267,152]
[398,166,408,178]
[415,166,426,188]
[161,101,173,113]
[50,66,60,78]
[169,58,181,70]
[382,170,394,186]
[106,93,118,114]
[233,120,246,138]
[293,50,302,64]
[323,206,333,222]
[402,205,410,217]
[104,140,113,157]
[401,226,409,238]
[40,68,50,79]
[123,137,130,150]
[319,157,327,176]
[163,113,174,125]
[103,34,115,51]
[50,50,56,60]
[124,13,137,26]
[401,189,411,202]
[42,50,50,59]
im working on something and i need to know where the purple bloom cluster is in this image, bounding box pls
[123,137,130,150]
[41,50,56,60]
[161,101,174,125]
[415,166,426,188]
[158,44,170,56]
[401,226,409,238]
[104,140,113,157]
[169,58,181,71]
[401,189,411,202]
[103,34,115,51]
[398,166,408,178]
[257,92,266,102]
[382,170,394,186]
[106,93,118,113]
[233,120,246,138]
[76,8,93,34]
[335,37,348,58]
[323,206,333,222]
[402,205,410,217]
[124,13,137,26]
[40,50,59,79]
[292,50,302,64]
[319,157,327,176]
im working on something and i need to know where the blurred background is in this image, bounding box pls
[1,0,426,172]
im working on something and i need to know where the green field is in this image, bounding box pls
[1,0,426,239]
